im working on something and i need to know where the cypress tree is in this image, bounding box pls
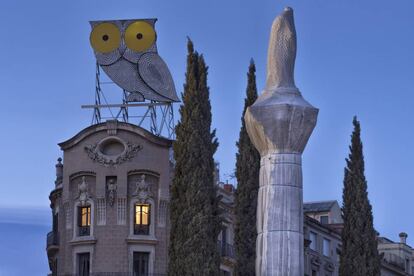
[339,117,380,276]
[168,39,221,276]
[234,60,260,276]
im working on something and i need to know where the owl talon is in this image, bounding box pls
[127,92,145,102]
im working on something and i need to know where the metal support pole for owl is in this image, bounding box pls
[122,90,129,122]
[93,63,103,124]
[244,8,318,276]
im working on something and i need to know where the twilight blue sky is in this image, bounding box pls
[0,0,413,248]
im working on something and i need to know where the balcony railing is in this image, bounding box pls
[384,252,406,270]
[79,226,90,236]
[60,273,167,276]
[217,241,235,259]
[134,224,149,235]
[47,231,59,248]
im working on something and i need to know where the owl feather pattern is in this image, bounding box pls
[90,19,179,102]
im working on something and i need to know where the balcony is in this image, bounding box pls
[79,226,90,236]
[46,231,59,256]
[217,241,235,259]
[384,252,406,270]
[134,224,149,235]
[59,272,167,276]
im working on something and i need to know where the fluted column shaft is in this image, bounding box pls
[256,153,303,276]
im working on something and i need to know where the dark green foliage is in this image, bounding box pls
[168,39,221,276]
[234,60,260,276]
[339,117,381,276]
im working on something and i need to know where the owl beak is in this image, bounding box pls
[119,43,127,55]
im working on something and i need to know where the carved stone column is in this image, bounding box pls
[245,7,318,276]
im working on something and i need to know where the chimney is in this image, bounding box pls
[214,162,220,184]
[55,158,63,186]
[399,232,408,244]
[223,183,234,193]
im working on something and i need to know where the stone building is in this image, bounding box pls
[378,233,414,276]
[303,201,343,276]
[46,121,239,276]
[217,182,236,276]
[303,200,414,276]
[47,133,413,276]
[47,121,172,275]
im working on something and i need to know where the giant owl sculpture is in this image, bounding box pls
[89,19,179,102]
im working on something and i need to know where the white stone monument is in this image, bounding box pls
[244,7,318,276]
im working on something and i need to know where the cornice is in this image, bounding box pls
[59,122,172,150]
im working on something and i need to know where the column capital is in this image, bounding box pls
[245,87,318,156]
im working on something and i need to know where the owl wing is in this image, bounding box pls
[138,53,180,102]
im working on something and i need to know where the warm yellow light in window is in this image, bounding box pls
[142,205,149,225]
[81,206,91,226]
[135,204,150,226]
[135,207,141,225]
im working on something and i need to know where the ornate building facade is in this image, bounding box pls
[46,121,239,276]
[47,121,172,275]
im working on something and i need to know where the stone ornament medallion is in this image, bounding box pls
[84,136,142,167]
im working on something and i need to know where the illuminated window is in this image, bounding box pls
[134,204,150,235]
[78,206,91,236]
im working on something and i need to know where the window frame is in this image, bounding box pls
[72,199,95,240]
[129,198,155,240]
[320,215,329,224]
[78,205,91,236]
[128,245,155,275]
[134,204,151,235]
[323,238,330,257]
[77,252,90,276]
[309,231,317,251]
[133,251,150,276]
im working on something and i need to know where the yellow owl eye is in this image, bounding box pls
[125,21,156,52]
[90,23,121,53]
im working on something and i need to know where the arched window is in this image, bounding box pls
[134,204,150,235]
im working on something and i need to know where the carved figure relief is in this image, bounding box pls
[78,176,90,206]
[107,179,117,207]
[133,174,153,203]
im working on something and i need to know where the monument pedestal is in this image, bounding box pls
[245,87,317,276]
[244,7,318,275]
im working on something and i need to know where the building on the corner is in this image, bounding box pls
[217,181,236,276]
[46,122,239,276]
[378,232,414,276]
[303,200,414,276]
[303,201,343,276]
[45,122,412,276]
[47,121,172,276]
